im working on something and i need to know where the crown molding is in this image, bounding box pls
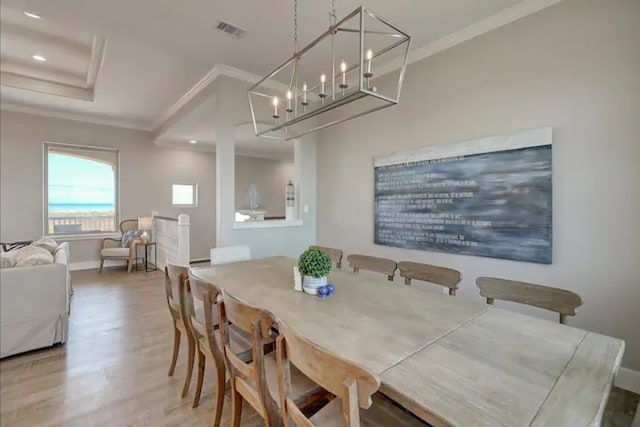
[375,0,566,78]
[2,0,565,135]
[0,102,152,131]
[152,63,290,132]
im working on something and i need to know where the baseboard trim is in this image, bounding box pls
[71,258,208,271]
[69,260,124,271]
[615,367,640,394]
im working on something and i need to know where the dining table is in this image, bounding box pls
[192,256,625,427]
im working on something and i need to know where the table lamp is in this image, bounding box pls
[138,217,153,242]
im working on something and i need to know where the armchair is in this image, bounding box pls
[99,219,139,273]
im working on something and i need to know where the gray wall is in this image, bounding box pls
[316,0,640,371]
[235,155,295,218]
[0,110,216,262]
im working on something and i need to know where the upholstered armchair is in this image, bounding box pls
[99,219,139,273]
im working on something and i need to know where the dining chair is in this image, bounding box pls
[183,272,253,425]
[398,261,462,296]
[475,277,583,324]
[308,245,343,269]
[210,245,251,266]
[276,320,427,426]
[347,254,397,281]
[218,291,320,427]
[165,262,195,397]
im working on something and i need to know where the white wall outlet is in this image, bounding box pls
[303,204,309,213]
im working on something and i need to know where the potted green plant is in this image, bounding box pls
[298,248,332,295]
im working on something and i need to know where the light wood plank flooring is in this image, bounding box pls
[0,268,264,427]
[0,267,637,426]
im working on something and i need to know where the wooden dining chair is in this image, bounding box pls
[398,261,462,296]
[165,262,195,397]
[218,291,320,427]
[347,254,397,281]
[475,277,583,324]
[308,245,343,269]
[276,320,427,427]
[183,273,253,425]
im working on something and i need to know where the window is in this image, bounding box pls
[172,184,197,206]
[44,143,119,235]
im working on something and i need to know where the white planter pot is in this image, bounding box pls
[302,276,327,295]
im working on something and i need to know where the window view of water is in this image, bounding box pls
[47,147,118,234]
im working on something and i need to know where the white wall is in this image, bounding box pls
[235,155,295,218]
[214,76,317,259]
[316,0,640,373]
[0,110,216,263]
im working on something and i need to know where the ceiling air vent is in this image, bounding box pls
[215,20,247,39]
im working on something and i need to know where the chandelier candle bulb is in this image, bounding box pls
[286,90,293,112]
[340,61,347,84]
[301,83,309,106]
[320,74,326,95]
[272,96,279,118]
[365,49,373,76]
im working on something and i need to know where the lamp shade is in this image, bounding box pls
[138,217,153,230]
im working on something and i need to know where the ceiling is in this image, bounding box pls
[0,0,561,147]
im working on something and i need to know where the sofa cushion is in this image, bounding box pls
[101,247,130,258]
[31,238,58,253]
[0,252,17,269]
[14,246,54,268]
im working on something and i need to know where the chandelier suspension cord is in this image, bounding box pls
[293,0,298,54]
[331,0,336,100]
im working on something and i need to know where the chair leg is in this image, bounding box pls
[192,349,206,408]
[168,327,180,376]
[211,359,226,427]
[181,334,195,397]
[99,258,104,273]
[230,384,243,427]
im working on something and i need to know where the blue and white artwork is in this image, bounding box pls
[374,128,552,264]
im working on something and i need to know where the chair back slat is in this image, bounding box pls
[165,263,188,322]
[309,245,344,269]
[187,272,224,363]
[398,261,462,295]
[476,277,583,324]
[276,321,380,427]
[347,254,397,281]
[219,291,279,425]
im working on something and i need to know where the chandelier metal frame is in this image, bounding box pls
[248,3,411,140]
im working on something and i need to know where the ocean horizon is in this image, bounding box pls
[49,203,115,212]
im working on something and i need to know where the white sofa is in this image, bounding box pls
[0,242,70,358]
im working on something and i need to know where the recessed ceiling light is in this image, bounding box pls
[32,54,46,62]
[24,11,41,19]
[189,140,197,144]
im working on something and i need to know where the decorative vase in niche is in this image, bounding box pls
[302,276,327,295]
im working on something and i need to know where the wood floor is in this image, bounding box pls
[0,267,638,427]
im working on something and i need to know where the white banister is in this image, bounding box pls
[153,214,190,269]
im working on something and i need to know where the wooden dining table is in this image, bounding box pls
[192,256,625,427]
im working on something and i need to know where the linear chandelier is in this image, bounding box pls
[248,0,411,140]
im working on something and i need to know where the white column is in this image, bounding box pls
[215,129,235,247]
[177,214,190,266]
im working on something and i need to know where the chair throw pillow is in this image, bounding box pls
[121,230,142,248]
[31,237,58,253]
[14,246,54,268]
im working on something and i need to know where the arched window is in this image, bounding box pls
[44,143,119,235]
